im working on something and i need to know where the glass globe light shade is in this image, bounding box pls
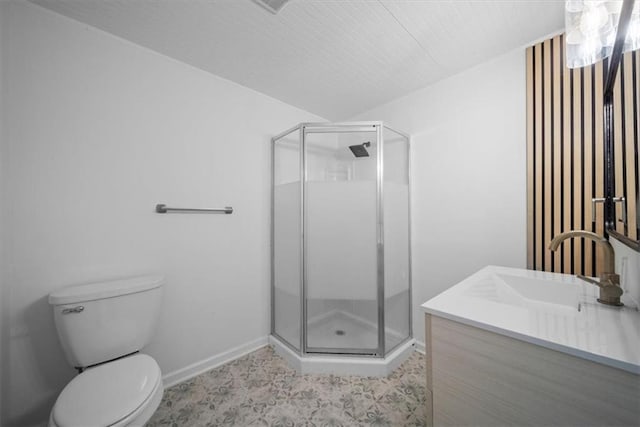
[564,0,640,68]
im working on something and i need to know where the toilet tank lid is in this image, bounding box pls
[49,275,164,305]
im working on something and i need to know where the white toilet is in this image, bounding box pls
[48,275,165,427]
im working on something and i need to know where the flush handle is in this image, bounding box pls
[62,306,84,314]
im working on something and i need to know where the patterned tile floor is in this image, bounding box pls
[147,346,427,426]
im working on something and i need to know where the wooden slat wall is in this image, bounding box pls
[526,35,639,275]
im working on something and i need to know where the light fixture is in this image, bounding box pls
[565,0,640,68]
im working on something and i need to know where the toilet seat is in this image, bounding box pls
[51,354,162,427]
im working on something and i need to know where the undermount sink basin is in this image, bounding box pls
[494,273,580,310]
[462,271,581,312]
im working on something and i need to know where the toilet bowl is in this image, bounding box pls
[48,276,165,427]
[49,354,163,427]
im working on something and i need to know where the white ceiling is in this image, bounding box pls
[30,0,565,120]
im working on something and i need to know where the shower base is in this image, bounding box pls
[270,310,415,377]
[307,310,379,349]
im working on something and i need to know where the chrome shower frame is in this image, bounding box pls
[270,121,412,358]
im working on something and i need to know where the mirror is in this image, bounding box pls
[601,2,639,251]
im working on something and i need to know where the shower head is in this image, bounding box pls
[349,141,371,158]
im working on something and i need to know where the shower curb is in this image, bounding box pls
[269,334,416,377]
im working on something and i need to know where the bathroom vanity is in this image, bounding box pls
[422,266,640,426]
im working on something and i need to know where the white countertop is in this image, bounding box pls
[421,266,640,374]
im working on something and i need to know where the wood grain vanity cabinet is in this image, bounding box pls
[424,313,640,426]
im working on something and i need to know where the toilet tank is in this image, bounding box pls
[49,275,164,368]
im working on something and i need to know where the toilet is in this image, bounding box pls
[48,275,165,427]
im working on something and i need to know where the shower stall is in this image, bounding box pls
[271,122,412,365]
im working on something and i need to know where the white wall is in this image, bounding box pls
[0,1,322,425]
[0,2,6,424]
[350,49,528,345]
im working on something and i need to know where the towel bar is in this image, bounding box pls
[155,204,233,214]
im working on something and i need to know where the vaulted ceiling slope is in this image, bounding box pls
[30,0,564,120]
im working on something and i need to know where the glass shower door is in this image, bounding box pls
[382,126,411,354]
[272,127,302,351]
[303,124,381,355]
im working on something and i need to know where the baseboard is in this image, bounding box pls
[161,334,424,388]
[162,336,269,388]
[162,334,421,388]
